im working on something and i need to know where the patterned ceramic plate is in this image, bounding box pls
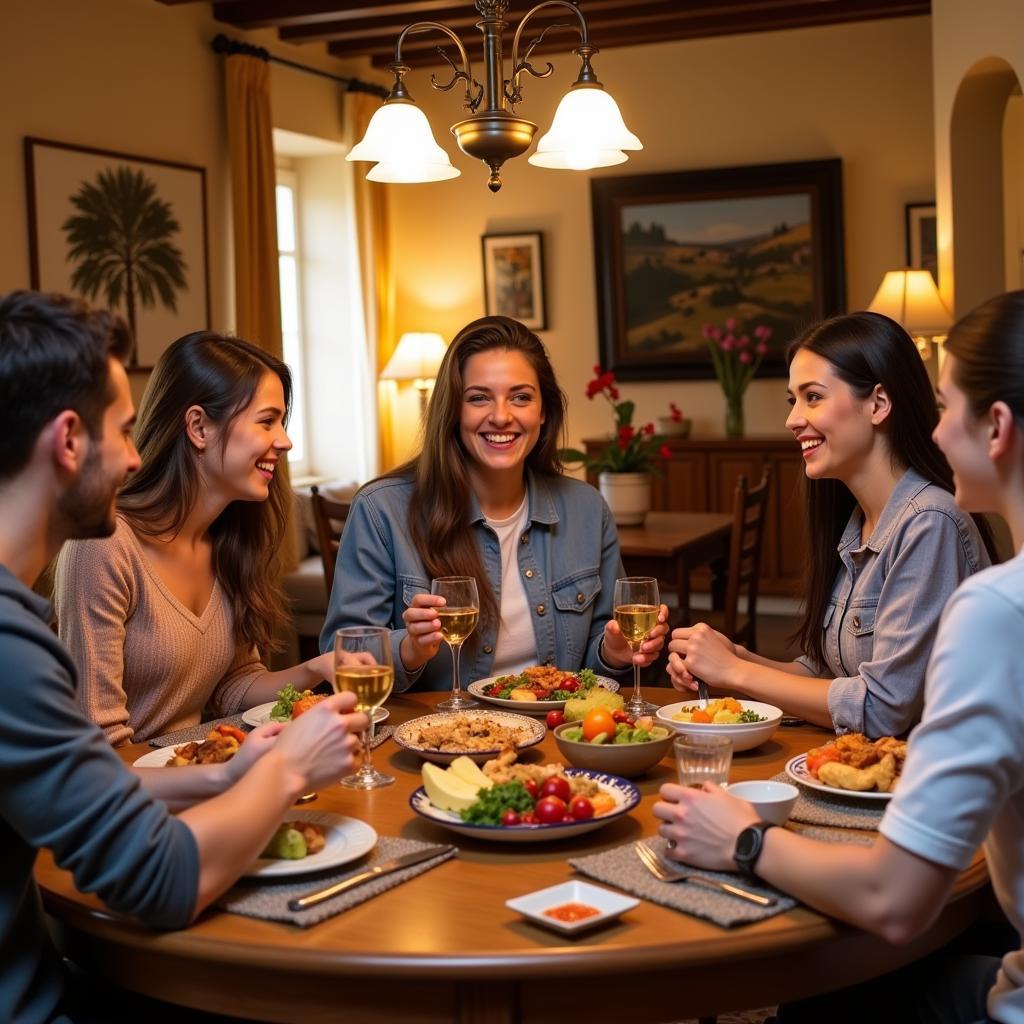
[393,709,546,765]
[786,753,892,802]
[467,672,620,714]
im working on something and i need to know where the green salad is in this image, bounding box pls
[484,666,600,702]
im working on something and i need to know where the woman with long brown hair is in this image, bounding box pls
[322,315,668,692]
[55,332,335,745]
[667,311,990,737]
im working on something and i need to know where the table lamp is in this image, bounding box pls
[379,332,447,418]
[867,269,952,360]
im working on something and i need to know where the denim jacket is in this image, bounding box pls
[796,468,989,737]
[320,471,629,692]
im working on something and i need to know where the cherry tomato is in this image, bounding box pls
[582,707,617,743]
[569,796,595,820]
[560,679,579,692]
[521,812,538,825]
[546,710,565,730]
[500,809,521,827]
[523,778,539,800]
[562,814,575,823]
[611,709,632,724]
[540,775,572,802]
[535,795,567,824]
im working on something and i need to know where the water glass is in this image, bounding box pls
[673,733,733,788]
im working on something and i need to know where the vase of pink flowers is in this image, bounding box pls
[703,319,773,439]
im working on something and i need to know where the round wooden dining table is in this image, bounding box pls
[36,688,988,1024]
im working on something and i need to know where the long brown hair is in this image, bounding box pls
[385,316,567,628]
[118,331,292,655]
[790,312,988,667]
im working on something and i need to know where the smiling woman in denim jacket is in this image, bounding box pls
[322,316,669,692]
[667,313,992,737]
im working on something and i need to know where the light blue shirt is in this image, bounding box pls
[321,471,630,691]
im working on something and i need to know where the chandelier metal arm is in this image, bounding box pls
[508,0,592,106]
[391,21,482,112]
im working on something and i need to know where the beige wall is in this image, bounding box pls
[0,0,370,404]
[386,16,937,462]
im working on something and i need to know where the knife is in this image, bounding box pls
[288,844,455,911]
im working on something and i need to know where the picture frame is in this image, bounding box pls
[481,232,547,330]
[24,137,211,372]
[591,159,845,380]
[905,201,938,284]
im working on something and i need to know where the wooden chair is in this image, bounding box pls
[704,467,772,653]
[309,484,351,597]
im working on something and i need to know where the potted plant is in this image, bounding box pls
[703,319,773,438]
[561,367,672,525]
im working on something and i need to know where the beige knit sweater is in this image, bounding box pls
[54,518,266,746]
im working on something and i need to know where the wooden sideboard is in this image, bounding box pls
[584,435,806,597]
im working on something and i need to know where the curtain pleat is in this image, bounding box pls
[349,91,397,473]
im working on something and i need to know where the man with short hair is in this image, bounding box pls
[0,291,365,1023]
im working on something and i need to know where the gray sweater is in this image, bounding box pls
[0,564,198,1024]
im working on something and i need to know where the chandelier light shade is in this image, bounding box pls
[867,269,953,359]
[347,0,642,193]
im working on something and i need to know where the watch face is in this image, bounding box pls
[736,827,760,860]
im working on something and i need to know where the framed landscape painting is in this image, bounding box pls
[481,232,547,330]
[24,137,210,371]
[905,201,938,284]
[592,159,845,380]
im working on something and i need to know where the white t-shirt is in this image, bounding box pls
[880,549,1024,1024]
[485,497,537,677]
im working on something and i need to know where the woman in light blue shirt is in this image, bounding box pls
[668,313,991,737]
[322,316,668,692]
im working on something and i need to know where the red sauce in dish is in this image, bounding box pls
[543,902,601,923]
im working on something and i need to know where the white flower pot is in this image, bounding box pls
[599,471,651,526]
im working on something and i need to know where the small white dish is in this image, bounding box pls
[656,700,783,752]
[506,880,638,934]
[725,780,799,824]
[242,701,389,729]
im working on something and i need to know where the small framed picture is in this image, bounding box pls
[481,232,547,330]
[905,202,938,284]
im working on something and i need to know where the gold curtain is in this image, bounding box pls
[223,53,299,573]
[349,90,398,472]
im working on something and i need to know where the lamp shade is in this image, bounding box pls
[380,332,447,383]
[347,100,460,181]
[867,270,952,336]
[529,84,642,171]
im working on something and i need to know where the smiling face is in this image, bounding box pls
[933,353,998,512]
[206,371,291,503]
[459,348,545,485]
[785,348,885,482]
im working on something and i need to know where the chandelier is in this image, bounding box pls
[347,0,642,193]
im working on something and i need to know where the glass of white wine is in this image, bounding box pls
[431,576,479,711]
[613,576,660,717]
[334,626,395,789]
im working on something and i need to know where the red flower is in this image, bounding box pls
[739,351,753,365]
[618,424,636,445]
[669,401,684,422]
[585,380,602,399]
[659,444,672,460]
[756,340,769,356]
[608,386,620,399]
[642,422,655,435]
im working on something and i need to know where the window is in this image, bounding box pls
[275,170,308,473]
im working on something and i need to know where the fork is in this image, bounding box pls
[695,676,711,710]
[634,840,776,907]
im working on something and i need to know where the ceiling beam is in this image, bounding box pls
[213,0,460,30]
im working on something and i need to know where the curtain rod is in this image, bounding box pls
[211,33,389,99]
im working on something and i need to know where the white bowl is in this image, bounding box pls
[655,700,783,752]
[506,880,638,934]
[725,780,798,824]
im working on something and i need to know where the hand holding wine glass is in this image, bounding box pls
[431,576,479,711]
[333,626,395,789]
[613,576,660,716]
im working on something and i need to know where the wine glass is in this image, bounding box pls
[613,576,660,717]
[431,576,479,711]
[334,626,395,789]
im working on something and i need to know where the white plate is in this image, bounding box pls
[393,709,546,765]
[466,672,620,713]
[506,880,638,933]
[244,811,378,878]
[785,753,892,802]
[656,700,783,753]
[241,701,390,728]
[409,768,640,842]
[133,747,188,767]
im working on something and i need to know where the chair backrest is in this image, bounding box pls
[722,466,772,651]
[310,485,351,596]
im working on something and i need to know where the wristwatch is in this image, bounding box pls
[734,820,776,877]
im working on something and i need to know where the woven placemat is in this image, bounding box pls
[150,719,393,750]
[794,823,875,846]
[772,771,886,830]
[569,836,795,928]
[215,836,455,927]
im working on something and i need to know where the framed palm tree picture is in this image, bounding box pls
[24,138,210,371]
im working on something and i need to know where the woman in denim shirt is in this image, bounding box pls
[322,317,668,692]
[667,313,991,737]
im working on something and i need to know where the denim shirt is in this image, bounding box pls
[796,468,989,738]
[320,471,629,692]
